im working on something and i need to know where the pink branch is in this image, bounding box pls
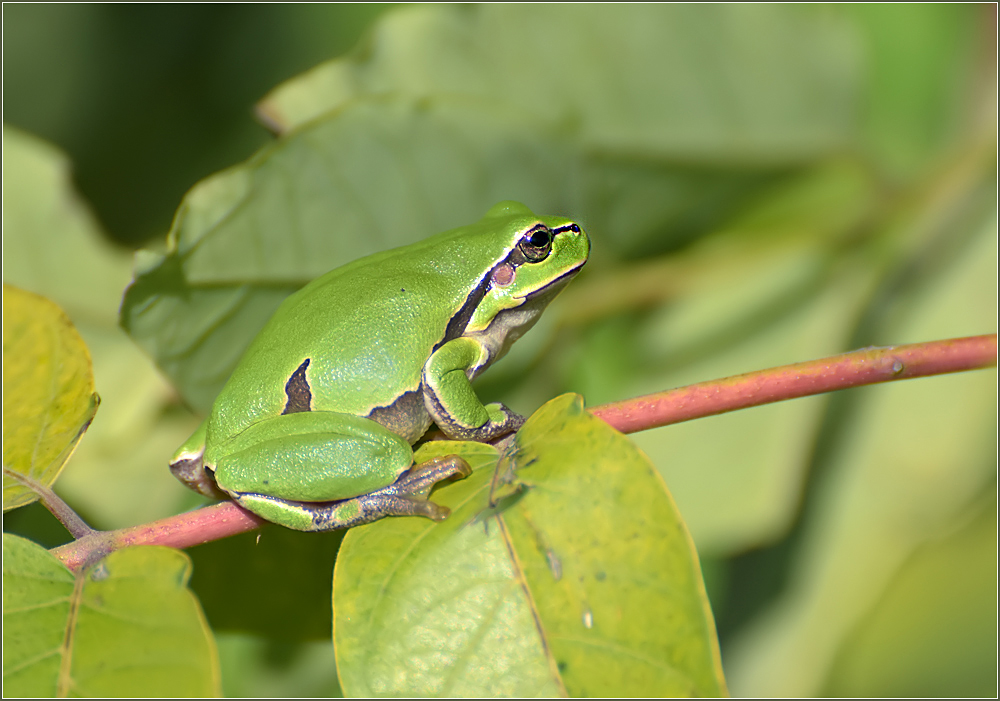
[589,334,997,434]
[50,334,996,571]
[52,502,266,571]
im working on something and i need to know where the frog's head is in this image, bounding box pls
[458,201,590,362]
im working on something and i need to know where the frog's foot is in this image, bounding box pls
[434,401,526,443]
[228,455,472,532]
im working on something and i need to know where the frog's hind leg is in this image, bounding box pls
[231,455,471,532]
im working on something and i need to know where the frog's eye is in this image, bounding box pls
[518,227,553,262]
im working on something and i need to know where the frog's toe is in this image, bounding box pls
[392,497,451,522]
[392,455,471,495]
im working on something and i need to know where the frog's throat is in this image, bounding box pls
[465,270,579,379]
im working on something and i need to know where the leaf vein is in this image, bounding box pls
[496,513,568,697]
[1,646,62,677]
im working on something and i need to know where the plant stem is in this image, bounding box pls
[3,467,96,539]
[51,501,266,572]
[589,334,997,434]
[47,333,996,571]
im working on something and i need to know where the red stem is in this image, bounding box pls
[52,502,266,572]
[589,334,997,434]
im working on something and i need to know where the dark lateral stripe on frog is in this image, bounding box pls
[436,223,557,351]
[438,269,496,351]
[282,358,313,414]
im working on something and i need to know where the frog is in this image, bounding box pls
[169,201,590,532]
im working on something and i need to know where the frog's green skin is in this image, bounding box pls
[170,201,590,531]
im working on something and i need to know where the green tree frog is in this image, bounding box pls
[170,202,590,531]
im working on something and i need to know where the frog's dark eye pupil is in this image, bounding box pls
[529,230,552,248]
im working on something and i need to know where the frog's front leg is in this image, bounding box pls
[206,411,470,532]
[422,336,525,441]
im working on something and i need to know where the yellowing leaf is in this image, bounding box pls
[2,285,98,511]
[334,394,726,697]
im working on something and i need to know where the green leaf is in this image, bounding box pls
[260,5,857,162]
[2,285,98,512]
[1,126,131,326]
[334,395,726,697]
[2,535,220,696]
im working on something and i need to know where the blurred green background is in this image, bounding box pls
[3,4,996,698]
[3,4,389,246]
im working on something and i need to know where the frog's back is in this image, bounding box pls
[208,220,524,438]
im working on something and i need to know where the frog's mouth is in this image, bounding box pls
[516,261,585,304]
